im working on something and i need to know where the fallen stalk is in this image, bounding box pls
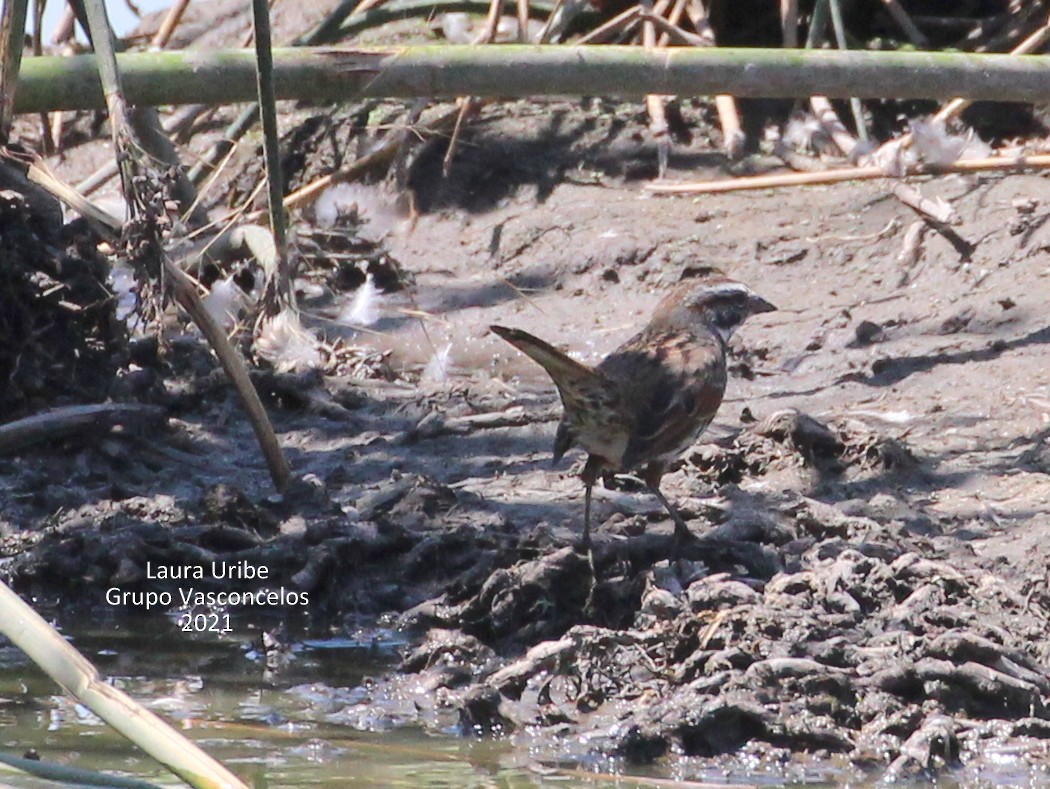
[645,152,1050,195]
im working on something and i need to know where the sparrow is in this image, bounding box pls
[491,269,775,550]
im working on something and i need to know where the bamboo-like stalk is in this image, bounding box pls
[19,46,1050,113]
[251,0,292,314]
[827,0,868,142]
[645,152,1050,195]
[0,580,249,789]
[0,0,29,140]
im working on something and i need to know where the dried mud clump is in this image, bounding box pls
[0,180,124,418]
[692,409,919,484]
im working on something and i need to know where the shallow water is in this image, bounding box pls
[0,614,689,788]
[0,613,1046,789]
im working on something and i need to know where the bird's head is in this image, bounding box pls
[653,268,776,345]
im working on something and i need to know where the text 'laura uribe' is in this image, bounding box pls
[146,560,272,580]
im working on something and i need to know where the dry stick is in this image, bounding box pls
[687,0,744,158]
[780,0,798,48]
[50,2,75,43]
[348,0,390,17]
[641,11,704,46]
[536,0,567,43]
[576,5,640,44]
[0,403,167,455]
[890,181,955,224]
[476,0,504,42]
[165,259,291,493]
[443,0,504,175]
[879,0,928,48]
[443,97,475,176]
[642,0,671,178]
[645,152,1050,195]
[809,96,857,158]
[149,0,190,48]
[656,0,688,46]
[516,0,528,41]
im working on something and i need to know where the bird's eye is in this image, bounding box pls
[714,309,739,329]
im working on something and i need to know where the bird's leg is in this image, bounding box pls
[643,462,693,549]
[582,480,593,552]
[579,455,602,552]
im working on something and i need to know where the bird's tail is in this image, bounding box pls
[490,325,599,393]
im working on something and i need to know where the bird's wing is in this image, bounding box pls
[600,330,727,470]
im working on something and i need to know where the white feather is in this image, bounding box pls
[201,276,246,330]
[255,309,323,373]
[422,342,454,383]
[340,273,381,327]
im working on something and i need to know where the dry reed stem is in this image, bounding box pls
[150,0,191,48]
[780,0,798,47]
[516,0,529,42]
[537,0,564,43]
[576,6,639,44]
[657,0,688,46]
[50,3,75,44]
[476,0,505,43]
[642,11,704,46]
[810,95,857,158]
[642,0,671,177]
[646,152,1050,195]
[687,0,743,158]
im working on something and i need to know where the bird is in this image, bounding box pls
[491,268,775,551]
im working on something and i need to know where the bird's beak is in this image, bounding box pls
[749,294,777,314]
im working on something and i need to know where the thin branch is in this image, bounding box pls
[645,152,1050,195]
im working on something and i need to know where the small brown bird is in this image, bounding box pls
[491,269,775,550]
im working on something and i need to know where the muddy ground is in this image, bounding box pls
[4,9,1050,781]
